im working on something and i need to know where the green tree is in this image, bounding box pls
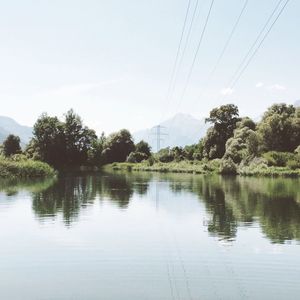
[203,104,240,159]
[64,110,97,165]
[3,134,22,157]
[135,140,151,158]
[29,110,98,167]
[31,114,66,166]
[156,147,174,163]
[258,103,300,152]
[223,117,259,163]
[102,129,135,163]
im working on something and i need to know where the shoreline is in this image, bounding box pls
[105,161,300,178]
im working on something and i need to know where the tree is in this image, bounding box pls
[135,140,151,158]
[31,114,66,167]
[223,117,259,163]
[64,109,97,165]
[203,104,240,159]
[3,134,22,157]
[102,129,135,163]
[29,110,98,167]
[258,103,300,152]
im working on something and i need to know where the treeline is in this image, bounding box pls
[1,103,300,174]
[0,109,151,169]
[155,103,300,174]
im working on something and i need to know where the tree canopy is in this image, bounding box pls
[102,129,135,163]
[203,104,240,159]
[3,134,22,157]
[258,103,300,152]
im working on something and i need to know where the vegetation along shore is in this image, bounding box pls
[0,102,299,179]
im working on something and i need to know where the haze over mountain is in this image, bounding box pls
[133,113,210,151]
[0,116,32,145]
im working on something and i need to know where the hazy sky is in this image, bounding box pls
[0,0,299,134]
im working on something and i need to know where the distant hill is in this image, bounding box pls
[295,100,300,107]
[133,113,209,152]
[0,116,32,146]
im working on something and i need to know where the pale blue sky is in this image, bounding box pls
[0,0,299,134]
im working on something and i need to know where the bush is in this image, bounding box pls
[147,156,155,166]
[295,146,300,155]
[156,148,174,163]
[126,152,148,163]
[263,151,293,167]
[219,158,237,175]
[287,157,300,170]
[0,157,56,179]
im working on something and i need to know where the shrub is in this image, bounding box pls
[263,151,293,167]
[287,155,300,170]
[156,148,174,163]
[147,156,155,166]
[219,158,237,175]
[126,152,148,163]
[0,157,56,179]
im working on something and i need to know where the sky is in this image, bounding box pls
[0,0,299,135]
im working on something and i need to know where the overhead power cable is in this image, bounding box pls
[167,0,202,103]
[176,0,215,111]
[228,0,290,89]
[161,0,192,123]
[161,0,202,123]
[209,0,249,78]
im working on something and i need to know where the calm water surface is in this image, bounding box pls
[0,171,300,299]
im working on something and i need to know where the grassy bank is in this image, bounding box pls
[105,160,300,177]
[0,156,56,180]
[106,160,219,174]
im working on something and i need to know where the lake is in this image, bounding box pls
[0,171,299,300]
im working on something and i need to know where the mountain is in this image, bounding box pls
[295,100,300,107]
[133,113,209,151]
[0,116,32,145]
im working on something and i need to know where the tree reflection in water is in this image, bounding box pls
[168,174,300,243]
[1,172,299,243]
[32,172,151,225]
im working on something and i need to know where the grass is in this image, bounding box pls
[105,160,221,174]
[106,159,300,177]
[0,156,56,180]
[239,165,300,177]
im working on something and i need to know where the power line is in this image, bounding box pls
[229,0,290,89]
[184,0,250,134]
[161,0,192,122]
[176,0,215,112]
[161,0,215,147]
[182,0,290,146]
[209,0,249,78]
[166,0,202,110]
[226,0,285,89]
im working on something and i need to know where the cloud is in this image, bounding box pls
[267,84,286,91]
[220,88,234,96]
[255,82,264,88]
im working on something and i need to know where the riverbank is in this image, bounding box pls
[106,160,300,177]
[0,156,56,180]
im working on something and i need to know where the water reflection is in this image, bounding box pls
[0,172,299,243]
[32,172,151,224]
[172,175,300,243]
